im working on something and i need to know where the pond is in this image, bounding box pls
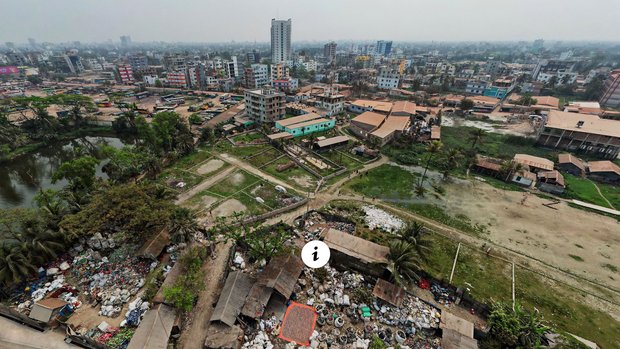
[0,135,135,209]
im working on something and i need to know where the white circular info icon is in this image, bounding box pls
[301,240,330,268]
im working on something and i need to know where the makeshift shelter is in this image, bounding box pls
[241,254,304,319]
[323,228,389,277]
[127,304,177,349]
[373,279,406,307]
[29,298,68,323]
[137,228,170,260]
[211,271,255,327]
[204,323,244,349]
[440,312,477,349]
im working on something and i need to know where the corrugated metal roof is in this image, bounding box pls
[210,271,255,327]
[127,304,177,349]
[323,228,389,264]
[316,135,349,148]
[373,279,405,307]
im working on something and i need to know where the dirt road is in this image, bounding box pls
[176,241,233,349]
[175,166,235,204]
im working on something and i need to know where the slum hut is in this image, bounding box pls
[204,323,244,349]
[241,254,305,320]
[210,271,255,327]
[373,279,406,307]
[513,154,554,173]
[322,228,389,278]
[152,259,183,305]
[440,312,477,349]
[473,155,502,177]
[537,170,566,194]
[127,303,178,349]
[587,160,620,184]
[313,135,349,152]
[557,153,586,177]
[137,228,170,260]
[29,298,68,323]
[430,125,441,140]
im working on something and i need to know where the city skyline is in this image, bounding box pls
[2,0,620,43]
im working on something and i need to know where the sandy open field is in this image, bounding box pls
[211,198,247,217]
[430,179,620,290]
[196,159,224,175]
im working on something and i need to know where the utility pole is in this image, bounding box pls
[449,243,461,284]
[512,262,516,311]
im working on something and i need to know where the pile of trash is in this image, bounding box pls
[87,233,117,250]
[69,248,153,317]
[280,265,441,349]
[362,205,404,232]
[242,330,274,349]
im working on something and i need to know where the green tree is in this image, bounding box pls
[188,113,203,125]
[52,156,99,191]
[26,75,43,86]
[101,146,157,182]
[501,160,525,182]
[513,94,538,106]
[386,240,421,286]
[137,112,194,156]
[418,140,443,188]
[468,128,487,150]
[460,98,475,111]
[167,207,201,244]
[442,148,463,179]
[396,221,431,260]
[0,245,38,285]
[487,302,549,348]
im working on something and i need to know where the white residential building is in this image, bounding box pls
[376,67,400,89]
[271,18,292,63]
[244,87,286,123]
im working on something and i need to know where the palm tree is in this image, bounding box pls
[418,140,443,188]
[501,160,525,182]
[386,240,421,286]
[0,245,38,285]
[396,221,431,260]
[442,148,463,179]
[468,128,487,150]
[167,208,201,244]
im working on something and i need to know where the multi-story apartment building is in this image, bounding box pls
[244,64,270,88]
[117,64,134,84]
[270,62,289,81]
[324,42,337,62]
[532,59,575,80]
[465,80,489,95]
[188,63,206,89]
[483,77,515,99]
[244,88,286,123]
[128,55,148,71]
[315,90,345,116]
[376,40,393,56]
[271,18,292,63]
[271,78,298,92]
[246,50,261,64]
[376,67,400,89]
[166,71,188,88]
[224,56,240,79]
[600,69,620,109]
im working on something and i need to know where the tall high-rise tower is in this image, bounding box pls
[271,18,291,63]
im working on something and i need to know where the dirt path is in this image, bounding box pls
[177,241,233,349]
[591,181,616,209]
[218,153,298,193]
[175,166,235,204]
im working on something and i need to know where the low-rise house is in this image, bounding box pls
[390,100,417,117]
[511,169,537,187]
[537,170,566,194]
[473,156,503,177]
[349,111,386,139]
[514,154,554,173]
[323,228,389,277]
[347,99,393,114]
[587,161,620,184]
[557,153,586,176]
[29,298,68,323]
[370,115,411,146]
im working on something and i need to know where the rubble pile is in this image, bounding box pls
[69,247,153,318]
[243,265,441,349]
[362,205,404,233]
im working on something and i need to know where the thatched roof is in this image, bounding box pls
[210,271,255,327]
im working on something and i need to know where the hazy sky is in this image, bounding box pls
[2,0,620,43]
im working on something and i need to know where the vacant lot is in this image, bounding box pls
[564,173,620,209]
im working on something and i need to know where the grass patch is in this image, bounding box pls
[214,141,268,158]
[563,174,614,208]
[602,263,618,273]
[232,132,266,144]
[208,170,261,197]
[262,156,317,191]
[247,148,282,168]
[172,150,212,170]
[347,164,418,199]
[568,254,584,262]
